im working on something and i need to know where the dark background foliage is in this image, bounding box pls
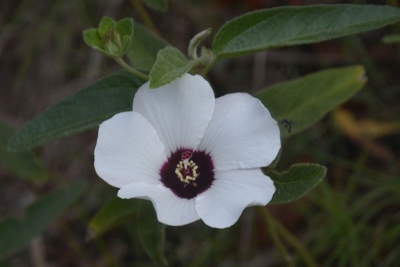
[1,0,399,266]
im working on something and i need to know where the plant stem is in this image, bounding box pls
[131,0,160,36]
[201,57,217,77]
[260,207,295,267]
[115,57,149,80]
[274,218,317,267]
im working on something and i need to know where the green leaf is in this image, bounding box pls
[127,23,168,72]
[8,71,145,152]
[83,28,117,58]
[115,18,135,56]
[88,197,140,239]
[255,65,367,137]
[382,34,400,44]
[83,28,102,49]
[0,123,47,182]
[0,182,86,259]
[149,46,198,88]
[141,0,168,12]
[115,18,134,38]
[84,17,134,58]
[120,36,132,56]
[213,4,400,58]
[98,16,117,38]
[267,164,326,204]
[137,202,168,266]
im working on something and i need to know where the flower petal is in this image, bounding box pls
[198,93,280,171]
[133,74,215,156]
[195,168,275,229]
[118,182,200,226]
[94,111,167,188]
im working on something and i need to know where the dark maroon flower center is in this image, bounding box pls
[160,148,214,199]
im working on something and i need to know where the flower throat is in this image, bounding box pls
[175,151,199,187]
[160,148,215,199]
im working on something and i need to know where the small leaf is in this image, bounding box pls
[0,123,47,182]
[120,36,132,56]
[213,4,400,58]
[88,197,140,239]
[126,23,168,71]
[382,34,400,45]
[255,65,367,137]
[83,28,102,49]
[267,164,326,204]
[137,202,168,266]
[141,0,168,12]
[115,18,135,56]
[8,71,145,151]
[84,17,134,58]
[115,18,134,38]
[149,46,199,88]
[98,16,117,38]
[83,28,117,58]
[0,182,86,259]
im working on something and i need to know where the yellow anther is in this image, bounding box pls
[175,169,183,180]
[175,160,200,185]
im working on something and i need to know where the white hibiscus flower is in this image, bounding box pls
[94,74,280,229]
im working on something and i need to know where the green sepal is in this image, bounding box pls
[120,36,132,56]
[98,16,117,37]
[83,17,134,58]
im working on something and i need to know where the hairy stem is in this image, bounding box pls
[115,57,149,80]
[200,58,217,77]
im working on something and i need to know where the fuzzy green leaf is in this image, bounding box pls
[141,0,168,12]
[127,23,168,71]
[88,197,141,239]
[115,18,135,56]
[8,71,145,151]
[213,4,400,58]
[267,164,326,204]
[83,28,117,58]
[137,202,168,266]
[115,18,134,38]
[98,16,117,38]
[255,65,367,137]
[149,46,198,88]
[0,123,47,182]
[120,36,132,56]
[84,17,134,58]
[0,182,86,259]
[83,28,102,49]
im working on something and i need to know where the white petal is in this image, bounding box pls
[133,74,215,156]
[195,168,275,229]
[118,182,200,226]
[94,111,167,188]
[198,93,280,171]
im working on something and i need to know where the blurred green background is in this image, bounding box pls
[1,0,400,266]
